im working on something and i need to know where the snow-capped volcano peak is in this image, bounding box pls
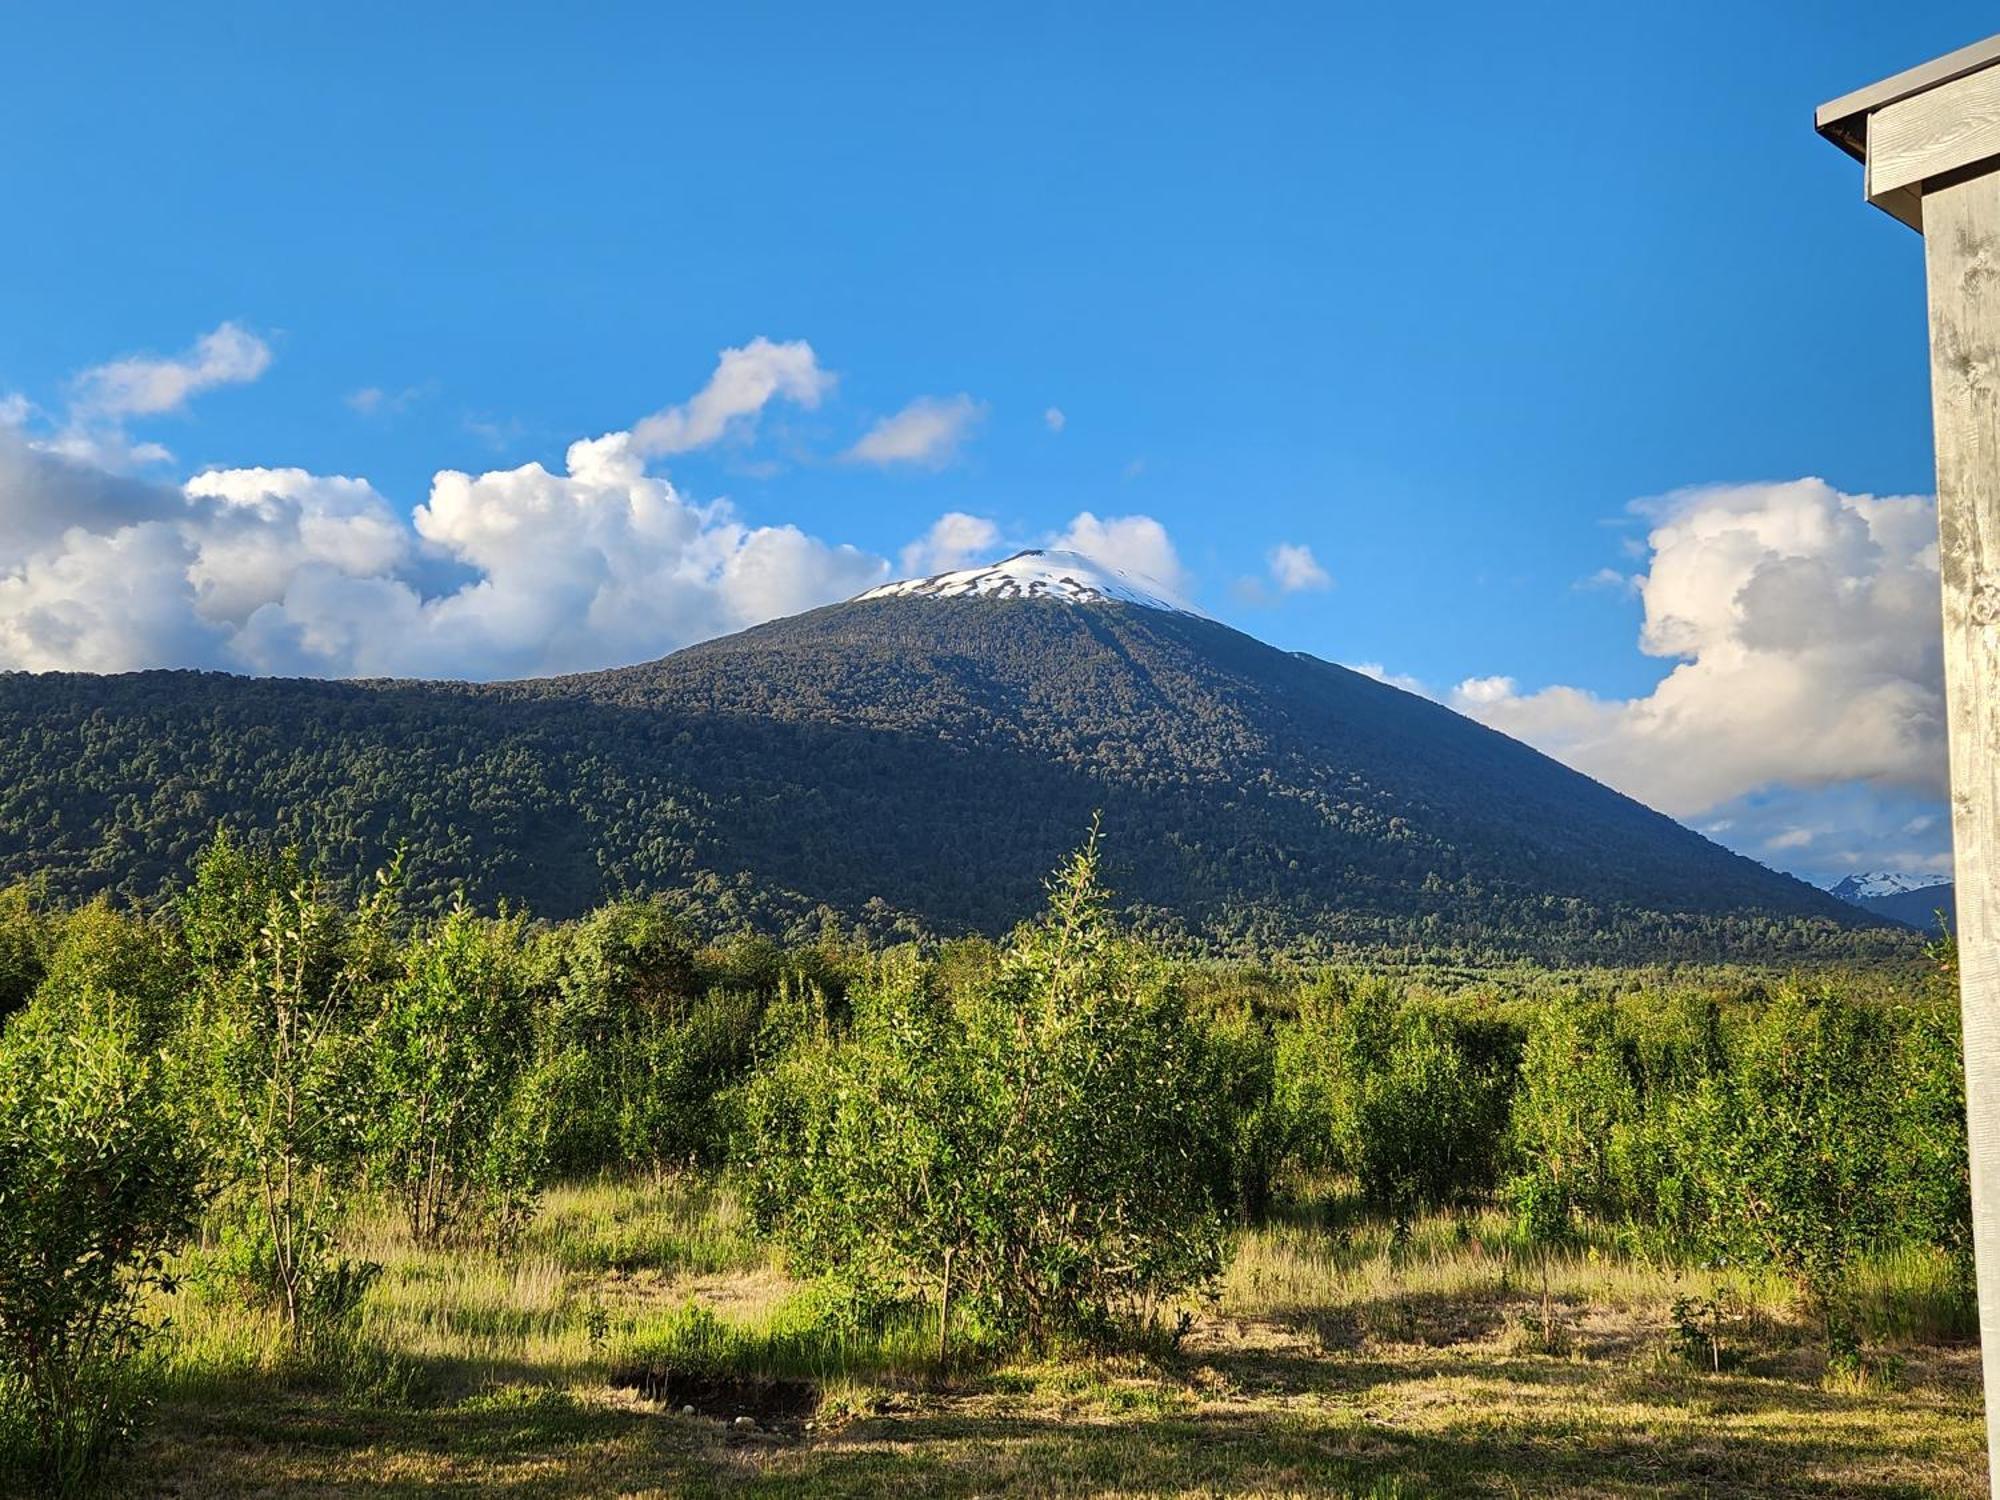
[1827,870,1951,901]
[855,549,1205,616]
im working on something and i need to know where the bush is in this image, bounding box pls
[746,831,1226,1347]
[535,901,762,1173]
[1199,1007,1290,1223]
[1669,988,1895,1335]
[0,1001,205,1493]
[369,901,547,1245]
[1505,993,1643,1240]
[1277,984,1509,1225]
[1884,940,1972,1281]
[184,834,395,1346]
[0,882,51,1025]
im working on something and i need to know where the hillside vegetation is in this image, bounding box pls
[0,598,1906,963]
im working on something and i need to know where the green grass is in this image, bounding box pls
[116,1176,1989,1498]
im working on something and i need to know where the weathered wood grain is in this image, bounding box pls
[1922,167,2000,1493]
[1873,65,2000,200]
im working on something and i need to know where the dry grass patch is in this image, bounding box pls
[122,1181,1989,1498]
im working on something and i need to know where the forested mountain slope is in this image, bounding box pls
[0,565,1899,962]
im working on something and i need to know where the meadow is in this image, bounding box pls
[0,832,1983,1497]
[118,1176,1986,1498]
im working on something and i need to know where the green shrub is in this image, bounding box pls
[1277,983,1509,1225]
[1883,939,1971,1279]
[34,900,184,1049]
[1351,1007,1509,1225]
[1199,1007,1290,1223]
[0,882,52,1025]
[369,900,546,1245]
[1668,988,1896,1335]
[1506,993,1643,1240]
[183,834,395,1346]
[535,900,760,1173]
[0,1001,205,1493]
[746,831,1226,1347]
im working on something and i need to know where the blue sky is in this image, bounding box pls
[0,1,1982,884]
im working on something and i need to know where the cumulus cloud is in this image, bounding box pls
[1349,661,1433,698]
[1268,542,1331,594]
[900,512,1001,576]
[846,394,985,468]
[628,337,831,457]
[1446,478,1946,875]
[1051,511,1190,598]
[0,426,891,680]
[0,336,906,680]
[32,321,276,470]
[0,331,1199,685]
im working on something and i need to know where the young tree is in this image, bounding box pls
[0,999,205,1492]
[370,900,546,1245]
[1278,983,1507,1229]
[1672,988,1895,1342]
[746,828,1226,1347]
[1506,993,1642,1240]
[533,899,718,1174]
[1200,1007,1291,1224]
[1350,1008,1508,1228]
[1885,935,1972,1281]
[184,834,395,1346]
[0,882,50,1024]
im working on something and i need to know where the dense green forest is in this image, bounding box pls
[0,597,1910,964]
[0,832,1971,1493]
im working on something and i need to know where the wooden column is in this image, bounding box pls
[1821,35,2000,1492]
[1927,166,2000,1491]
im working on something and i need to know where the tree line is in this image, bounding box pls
[0,830,1970,1492]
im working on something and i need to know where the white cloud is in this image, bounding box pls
[71,322,271,419]
[1044,406,1066,433]
[0,432,891,681]
[1349,661,1433,698]
[1050,511,1190,598]
[1448,478,1944,826]
[899,512,1001,576]
[846,394,985,468]
[1268,542,1331,594]
[1453,673,1519,707]
[0,332,1198,688]
[628,336,831,457]
[181,467,414,624]
[226,433,887,678]
[0,340,895,680]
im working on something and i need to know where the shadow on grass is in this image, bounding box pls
[121,1322,1987,1500]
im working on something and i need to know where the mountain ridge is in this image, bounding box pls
[0,577,1904,962]
[1827,872,1955,935]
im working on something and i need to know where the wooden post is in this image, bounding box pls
[1821,35,2000,1492]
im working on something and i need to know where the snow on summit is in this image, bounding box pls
[1827,871,1951,901]
[855,549,1204,616]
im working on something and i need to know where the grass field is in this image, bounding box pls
[105,1176,1986,1499]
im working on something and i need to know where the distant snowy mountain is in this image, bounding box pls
[1827,872,1955,933]
[1827,871,1949,902]
[856,549,1204,616]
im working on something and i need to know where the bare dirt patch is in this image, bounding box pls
[612,1364,819,1429]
